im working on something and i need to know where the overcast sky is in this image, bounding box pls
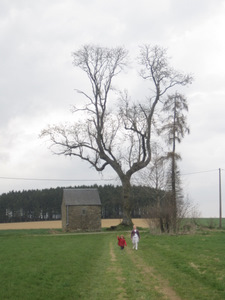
[1,0,225,218]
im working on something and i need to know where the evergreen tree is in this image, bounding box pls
[160,92,190,232]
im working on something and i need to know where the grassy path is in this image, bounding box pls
[106,233,181,300]
[70,232,181,299]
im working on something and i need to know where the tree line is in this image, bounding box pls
[0,184,158,223]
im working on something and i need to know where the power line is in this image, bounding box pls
[0,176,115,182]
[0,168,223,181]
[180,169,219,176]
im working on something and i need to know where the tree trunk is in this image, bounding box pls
[121,178,133,226]
[171,155,177,232]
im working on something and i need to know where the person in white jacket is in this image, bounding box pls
[131,225,140,250]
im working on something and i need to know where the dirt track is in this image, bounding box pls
[0,219,149,230]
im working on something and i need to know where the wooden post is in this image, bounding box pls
[219,168,222,229]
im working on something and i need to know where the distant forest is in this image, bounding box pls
[0,185,157,223]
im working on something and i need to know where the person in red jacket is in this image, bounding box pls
[117,235,127,250]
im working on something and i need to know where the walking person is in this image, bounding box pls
[117,235,127,250]
[131,225,140,250]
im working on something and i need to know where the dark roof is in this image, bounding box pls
[63,188,101,206]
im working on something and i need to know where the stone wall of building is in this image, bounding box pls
[61,200,67,231]
[62,204,101,232]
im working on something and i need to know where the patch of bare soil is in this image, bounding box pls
[110,242,117,262]
[189,262,206,275]
[126,245,181,300]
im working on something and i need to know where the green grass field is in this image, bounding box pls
[0,228,225,300]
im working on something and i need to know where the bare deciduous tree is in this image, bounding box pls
[41,44,192,226]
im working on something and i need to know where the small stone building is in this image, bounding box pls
[61,188,101,232]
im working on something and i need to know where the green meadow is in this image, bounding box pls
[0,229,225,300]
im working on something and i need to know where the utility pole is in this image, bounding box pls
[219,168,222,229]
